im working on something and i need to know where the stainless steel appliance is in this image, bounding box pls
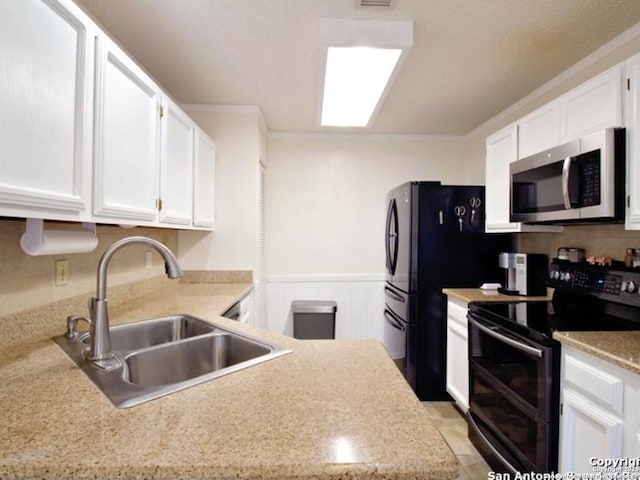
[384,181,512,400]
[467,260,640,473]
[510,128,625,224]
[497,252,548,296]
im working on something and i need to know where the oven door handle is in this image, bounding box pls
[468,414,519,476]
[562,155,573,209]
[469,317,543,358]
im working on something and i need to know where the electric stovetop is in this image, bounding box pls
[470,295,640,346]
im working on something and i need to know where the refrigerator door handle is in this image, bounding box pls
[384,286,405,303]
[385,198,399,275]
[384,309,406,332]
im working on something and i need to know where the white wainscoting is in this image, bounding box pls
[266,273,389,346]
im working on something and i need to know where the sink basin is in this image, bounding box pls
[55,315,291,408]
[80,314,217,351]
[125,333,270,387]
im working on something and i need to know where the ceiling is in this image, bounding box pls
[75,0,640,136]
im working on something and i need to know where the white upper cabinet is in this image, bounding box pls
[0,0,95,220]
[518,102,561,159]
[485,124,519,232]
[560,65,623,143]
[159,97,195,226]
[626,53,640,229]
[193,129,216,229]
[92,33,161,223]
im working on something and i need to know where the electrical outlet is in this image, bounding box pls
[55,259,69,286]
[145,251,153,269]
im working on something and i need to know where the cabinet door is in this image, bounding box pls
[560,65,623,143]
[485,124,519,232]
[93,34,160,223]
[445,298,469,411]
[159,97,194,226]
[560,389,623,474]
[626,53,640,229]
[0,0,94,219]
[193,129,216,229]
[518,102,561,159]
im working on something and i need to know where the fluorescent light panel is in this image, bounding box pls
[321,47,402,127]
[318,19,413,128]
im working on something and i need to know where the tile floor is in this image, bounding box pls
[422,401,492,480]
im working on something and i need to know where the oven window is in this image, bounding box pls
[471,371,550,471]
[469,322,542,410]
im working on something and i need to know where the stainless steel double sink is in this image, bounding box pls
[54,315,292,408]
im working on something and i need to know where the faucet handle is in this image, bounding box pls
[65,315,92,340]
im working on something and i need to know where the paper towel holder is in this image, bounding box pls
[20,218,99,256]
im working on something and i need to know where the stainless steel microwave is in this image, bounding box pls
[510,127,625,224]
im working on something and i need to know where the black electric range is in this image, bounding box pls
[466,260,640,474]
[470,260,640,346]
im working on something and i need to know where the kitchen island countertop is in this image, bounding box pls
[0,281,457,480]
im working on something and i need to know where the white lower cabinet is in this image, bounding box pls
[446,297,469,412]
[559,345,640,474]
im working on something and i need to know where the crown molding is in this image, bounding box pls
[267,131,465,142]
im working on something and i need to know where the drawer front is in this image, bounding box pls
[563,352,623,415]
[447,298,468,328]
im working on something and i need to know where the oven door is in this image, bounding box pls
[468,314,559,473]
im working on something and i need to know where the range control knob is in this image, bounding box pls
[561,272,572,282]
[552,270,561,280]
[623,281,637,293]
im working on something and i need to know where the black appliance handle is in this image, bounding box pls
[562,155,573,209]
[468,414,519,476]
[384,309,405,332]
[384,286,405,303]
[385,198,399,275]
[469,317,543,358]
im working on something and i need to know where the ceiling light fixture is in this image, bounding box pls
[318,18,413,128]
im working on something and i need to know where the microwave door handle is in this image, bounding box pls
[562,155,573,209]
[469,318,543,358]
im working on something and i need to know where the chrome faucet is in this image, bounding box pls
[87,236,182,369]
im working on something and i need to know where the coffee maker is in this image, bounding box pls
[498,252,548,296]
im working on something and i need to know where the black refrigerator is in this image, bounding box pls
[384,181,512,400]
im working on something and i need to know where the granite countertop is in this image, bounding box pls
[553,331,640,375]
[443,287,551,303]
[0,281,458,480]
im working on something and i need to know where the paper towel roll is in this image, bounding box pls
[20,219,98,256]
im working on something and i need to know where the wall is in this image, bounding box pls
[519,224,640,262]
[177,107,263,271]
[266,134,473,275]
[264,134,472,341]
[0,218,177,317]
